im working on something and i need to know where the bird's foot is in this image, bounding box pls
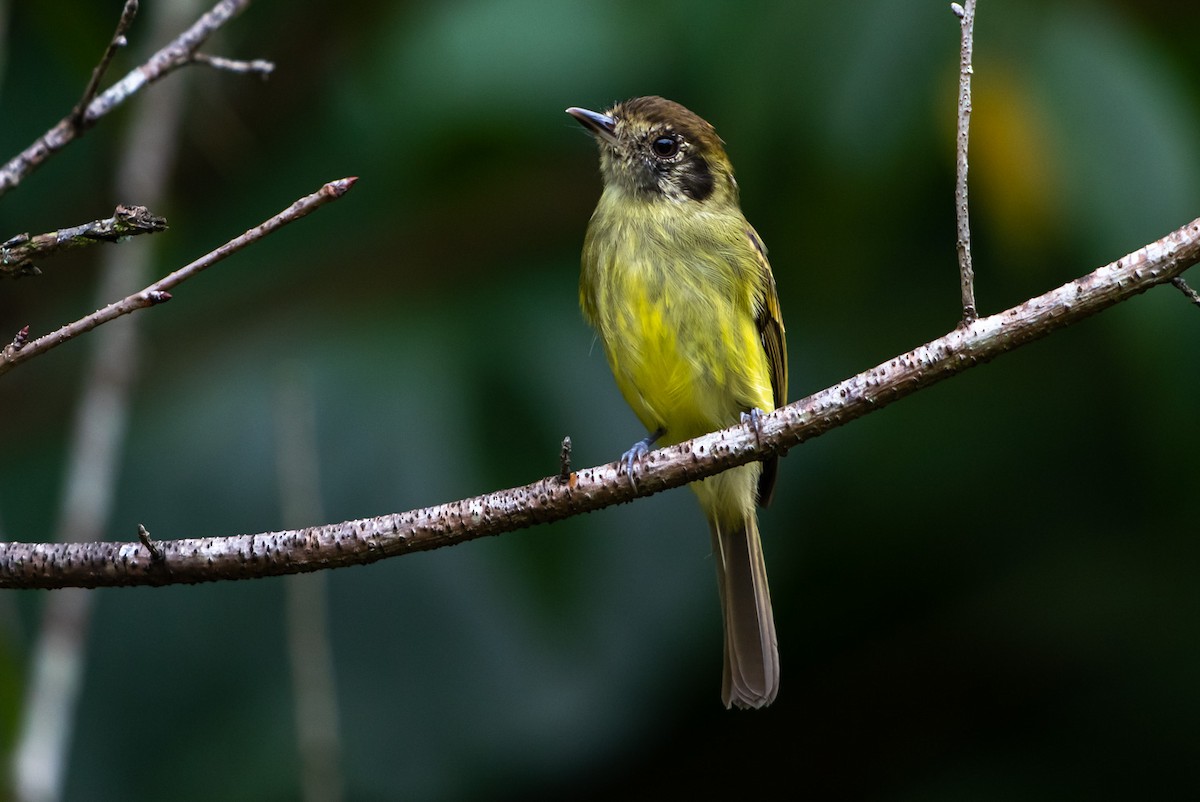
[619,427,664,490]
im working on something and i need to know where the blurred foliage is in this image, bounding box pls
[1,0,1199,799]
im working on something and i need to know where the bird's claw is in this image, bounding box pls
[742,407,766,444]
[619,428,664,490]
[620,440,652,480]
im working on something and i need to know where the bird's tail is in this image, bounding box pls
[709,503,779,709]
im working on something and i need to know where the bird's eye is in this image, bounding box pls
[651,135,680,159]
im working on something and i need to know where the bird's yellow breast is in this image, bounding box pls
[580,193,774,446]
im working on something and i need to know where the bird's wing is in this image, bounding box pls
[747,226,787,506]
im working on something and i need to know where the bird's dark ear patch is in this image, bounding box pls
[681,154,715,201]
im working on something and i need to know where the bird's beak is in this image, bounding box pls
[566,106,617,146]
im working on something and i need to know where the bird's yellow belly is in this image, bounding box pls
[600,267,771,446]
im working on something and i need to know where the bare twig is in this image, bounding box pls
[0,177,357,377]
[191,52,275,77]
[0,205,168,278]
[69,0,140,133]
[558,436,573,482]
[952,0,978,324]
[137,525,164,562]
[0,0,267,197]
[1,214,1196,590]
[1172,276,1200,307]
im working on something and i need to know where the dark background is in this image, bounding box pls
[2,1,1199,799]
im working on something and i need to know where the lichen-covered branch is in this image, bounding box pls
[0,0,266,197]
[0,205,167,278]
[1,214,1196,590]
[0,178,357,377]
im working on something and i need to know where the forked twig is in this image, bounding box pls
[0,178,357,376]
[0,0,269,197]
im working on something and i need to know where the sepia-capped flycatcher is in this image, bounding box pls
[567,96,787,708]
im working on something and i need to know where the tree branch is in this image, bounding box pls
[0,204,167,279]
[1,215,1196,589]
[0,0,267,197]
[0,178,357,377]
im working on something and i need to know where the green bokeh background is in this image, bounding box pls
[2,0,1199,798]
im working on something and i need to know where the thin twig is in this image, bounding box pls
[952,0,978,324]
[0,0,267,197]
[137,525,164,562]
[191,52,275,77]
[70,0,140,133]
[0,177,357,377]
[1,214,1197,590]
[1171,276,1200,307]
[558,436,573,482]
[0,205,168,278]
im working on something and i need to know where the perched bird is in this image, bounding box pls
[567,96,787,708]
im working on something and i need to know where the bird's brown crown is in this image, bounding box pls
[595,96,737,205]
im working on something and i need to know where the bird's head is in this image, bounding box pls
[567,96,738,207]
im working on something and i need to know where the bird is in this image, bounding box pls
[567,96,787,708]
